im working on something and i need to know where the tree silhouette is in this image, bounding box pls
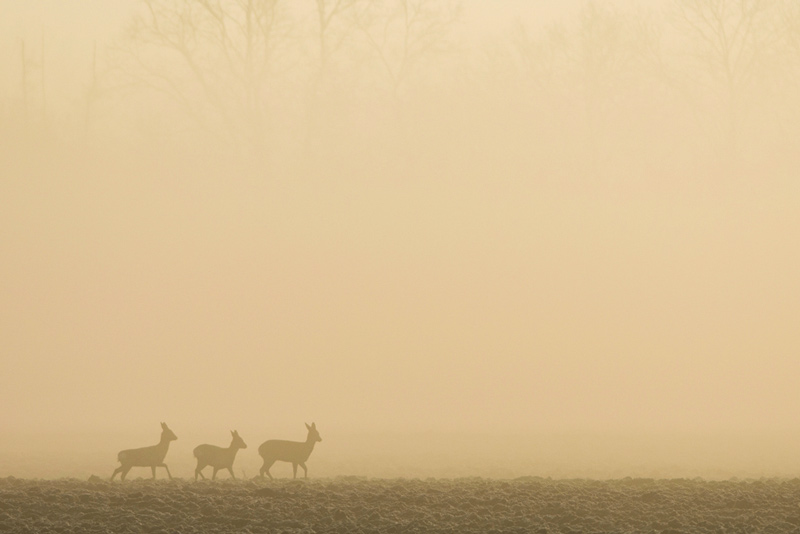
[669,0,782,159]
[113,0,292,152]
[352,0,461,103]
[312,0,358,83]
[513,1,645,177]
[303,0,359,158]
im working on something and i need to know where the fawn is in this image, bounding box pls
[193,430,247,480]
[258,422,322,479]
[111,422,177,481]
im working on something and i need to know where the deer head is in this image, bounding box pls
[231,430,247,449]
[305,422,322,443]
[161,422,178,441]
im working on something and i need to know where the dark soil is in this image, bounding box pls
[2,476,800,533]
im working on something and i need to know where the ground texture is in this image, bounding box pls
[2,476,800,533]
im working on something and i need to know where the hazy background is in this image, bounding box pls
[2,0,800,480]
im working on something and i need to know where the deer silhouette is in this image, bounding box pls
[111,422,177,481]
[258,422,322,479]
[193,430,247,480]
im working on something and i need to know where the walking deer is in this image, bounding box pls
[193,430,247,480]
[258,422,322,479]
[111,422,178,481]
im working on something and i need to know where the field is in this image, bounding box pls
[2,476,800,533]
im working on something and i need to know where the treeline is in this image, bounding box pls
[3,0,800,184]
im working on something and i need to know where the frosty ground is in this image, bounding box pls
[3,476,800,533]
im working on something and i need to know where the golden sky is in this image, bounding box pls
[2,0,800,479]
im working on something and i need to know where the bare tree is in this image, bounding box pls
[84,42,99,144]
[513,1,640,176]
[512,21,570,99]
[352,0,462,103]
[574,1,635,171]
[779,0,800,82]
[17,35,50,137]
[765,1,800,153]
[303,0,358,157]
[40,29,47,125]
[312,0,357,83]
[669,0,782,157]
[21,39,29,127]
[112,0,292,152]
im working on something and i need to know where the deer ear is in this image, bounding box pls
[305,423,311,430]
[312,422,316,429]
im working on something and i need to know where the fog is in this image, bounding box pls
[2,0,800,480]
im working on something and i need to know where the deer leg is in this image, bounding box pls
[111,466,123,481]
[292,463,298,479]
[212,467,219,480]
[195,462,206,481]
[260,460,275,479]
[228,467,236,480]
[151,466,157,479]
[299,462,308,478]
[160,463,173,480]
[120,466,131,482]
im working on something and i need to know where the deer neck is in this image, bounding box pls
[157,436,172,453]
[304,435,317,454]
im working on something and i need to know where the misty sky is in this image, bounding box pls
[2,0,800,479]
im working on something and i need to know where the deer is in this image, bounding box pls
[193,430,247,480]
[258,422,322,479]
[111,422,178,481]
